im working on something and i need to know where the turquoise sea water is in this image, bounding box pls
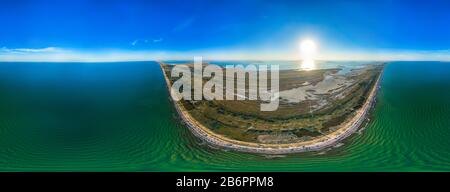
[0,61,450,171]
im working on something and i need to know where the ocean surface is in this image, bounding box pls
[0,61,450,171]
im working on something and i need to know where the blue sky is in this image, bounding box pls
[1,0,450,61]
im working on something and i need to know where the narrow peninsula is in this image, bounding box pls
[160,62,384,154]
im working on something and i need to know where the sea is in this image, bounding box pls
[0,61,450,171]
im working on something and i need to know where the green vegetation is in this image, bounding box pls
[163,63,384,144]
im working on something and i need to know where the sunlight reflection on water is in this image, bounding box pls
[301,59,316,71]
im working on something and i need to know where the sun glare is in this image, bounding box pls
[300,39,317,70]
[300,39,317,56]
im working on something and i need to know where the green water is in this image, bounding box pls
[0,61,450,171]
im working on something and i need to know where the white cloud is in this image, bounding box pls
[0,47,61,54]
[131,40,139,46]
[152,38,163,43]
[0,46,449,62]
[131,38,163,46]
[172,17,195,32]
[0,48,173,62]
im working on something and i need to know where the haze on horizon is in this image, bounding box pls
[1,0,450,62]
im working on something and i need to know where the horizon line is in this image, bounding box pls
[1,47,450,62]
[0,59,449,63]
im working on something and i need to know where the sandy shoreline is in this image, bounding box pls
[160,62,383,154]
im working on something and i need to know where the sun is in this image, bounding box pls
[300,39,317,56]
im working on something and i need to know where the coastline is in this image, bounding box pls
[160,62,384,154]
